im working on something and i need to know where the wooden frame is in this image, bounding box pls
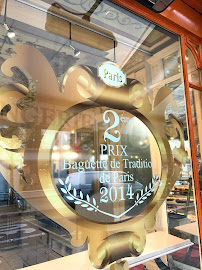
[181,35,202,247]
[111,0,202,247]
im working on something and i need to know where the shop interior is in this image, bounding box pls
[0,0,201,269]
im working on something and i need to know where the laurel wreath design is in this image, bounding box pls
[59,174,160,219]
[59,176,99,212]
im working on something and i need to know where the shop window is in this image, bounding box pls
[0,0,200,269]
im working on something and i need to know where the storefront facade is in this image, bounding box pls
[0,0,201,269]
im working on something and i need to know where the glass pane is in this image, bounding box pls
[190,87,202,203]
[0,0,200,269]
[163,51,180,79]
[186,47,202,86]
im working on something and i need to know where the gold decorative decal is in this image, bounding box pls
[0,134,24,168]
[0,44,187,270]
[98,62,127,88]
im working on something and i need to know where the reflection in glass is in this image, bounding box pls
[163,51,180,79]
[186,47,202,86]
[190,88,202,203]
[0,0,200,269]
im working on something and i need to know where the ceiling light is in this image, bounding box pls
[63,145,70,150]
[3,23,15,39]
[69,22,80,57]
[70,45,80,57]
[52,152,60,160]
[3,22,9,31]
[3,0,16,39]
[7,30,15,39]
[63,152,78,159]
[74,49,80,57]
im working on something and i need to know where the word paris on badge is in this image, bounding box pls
[98,62,127,87]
